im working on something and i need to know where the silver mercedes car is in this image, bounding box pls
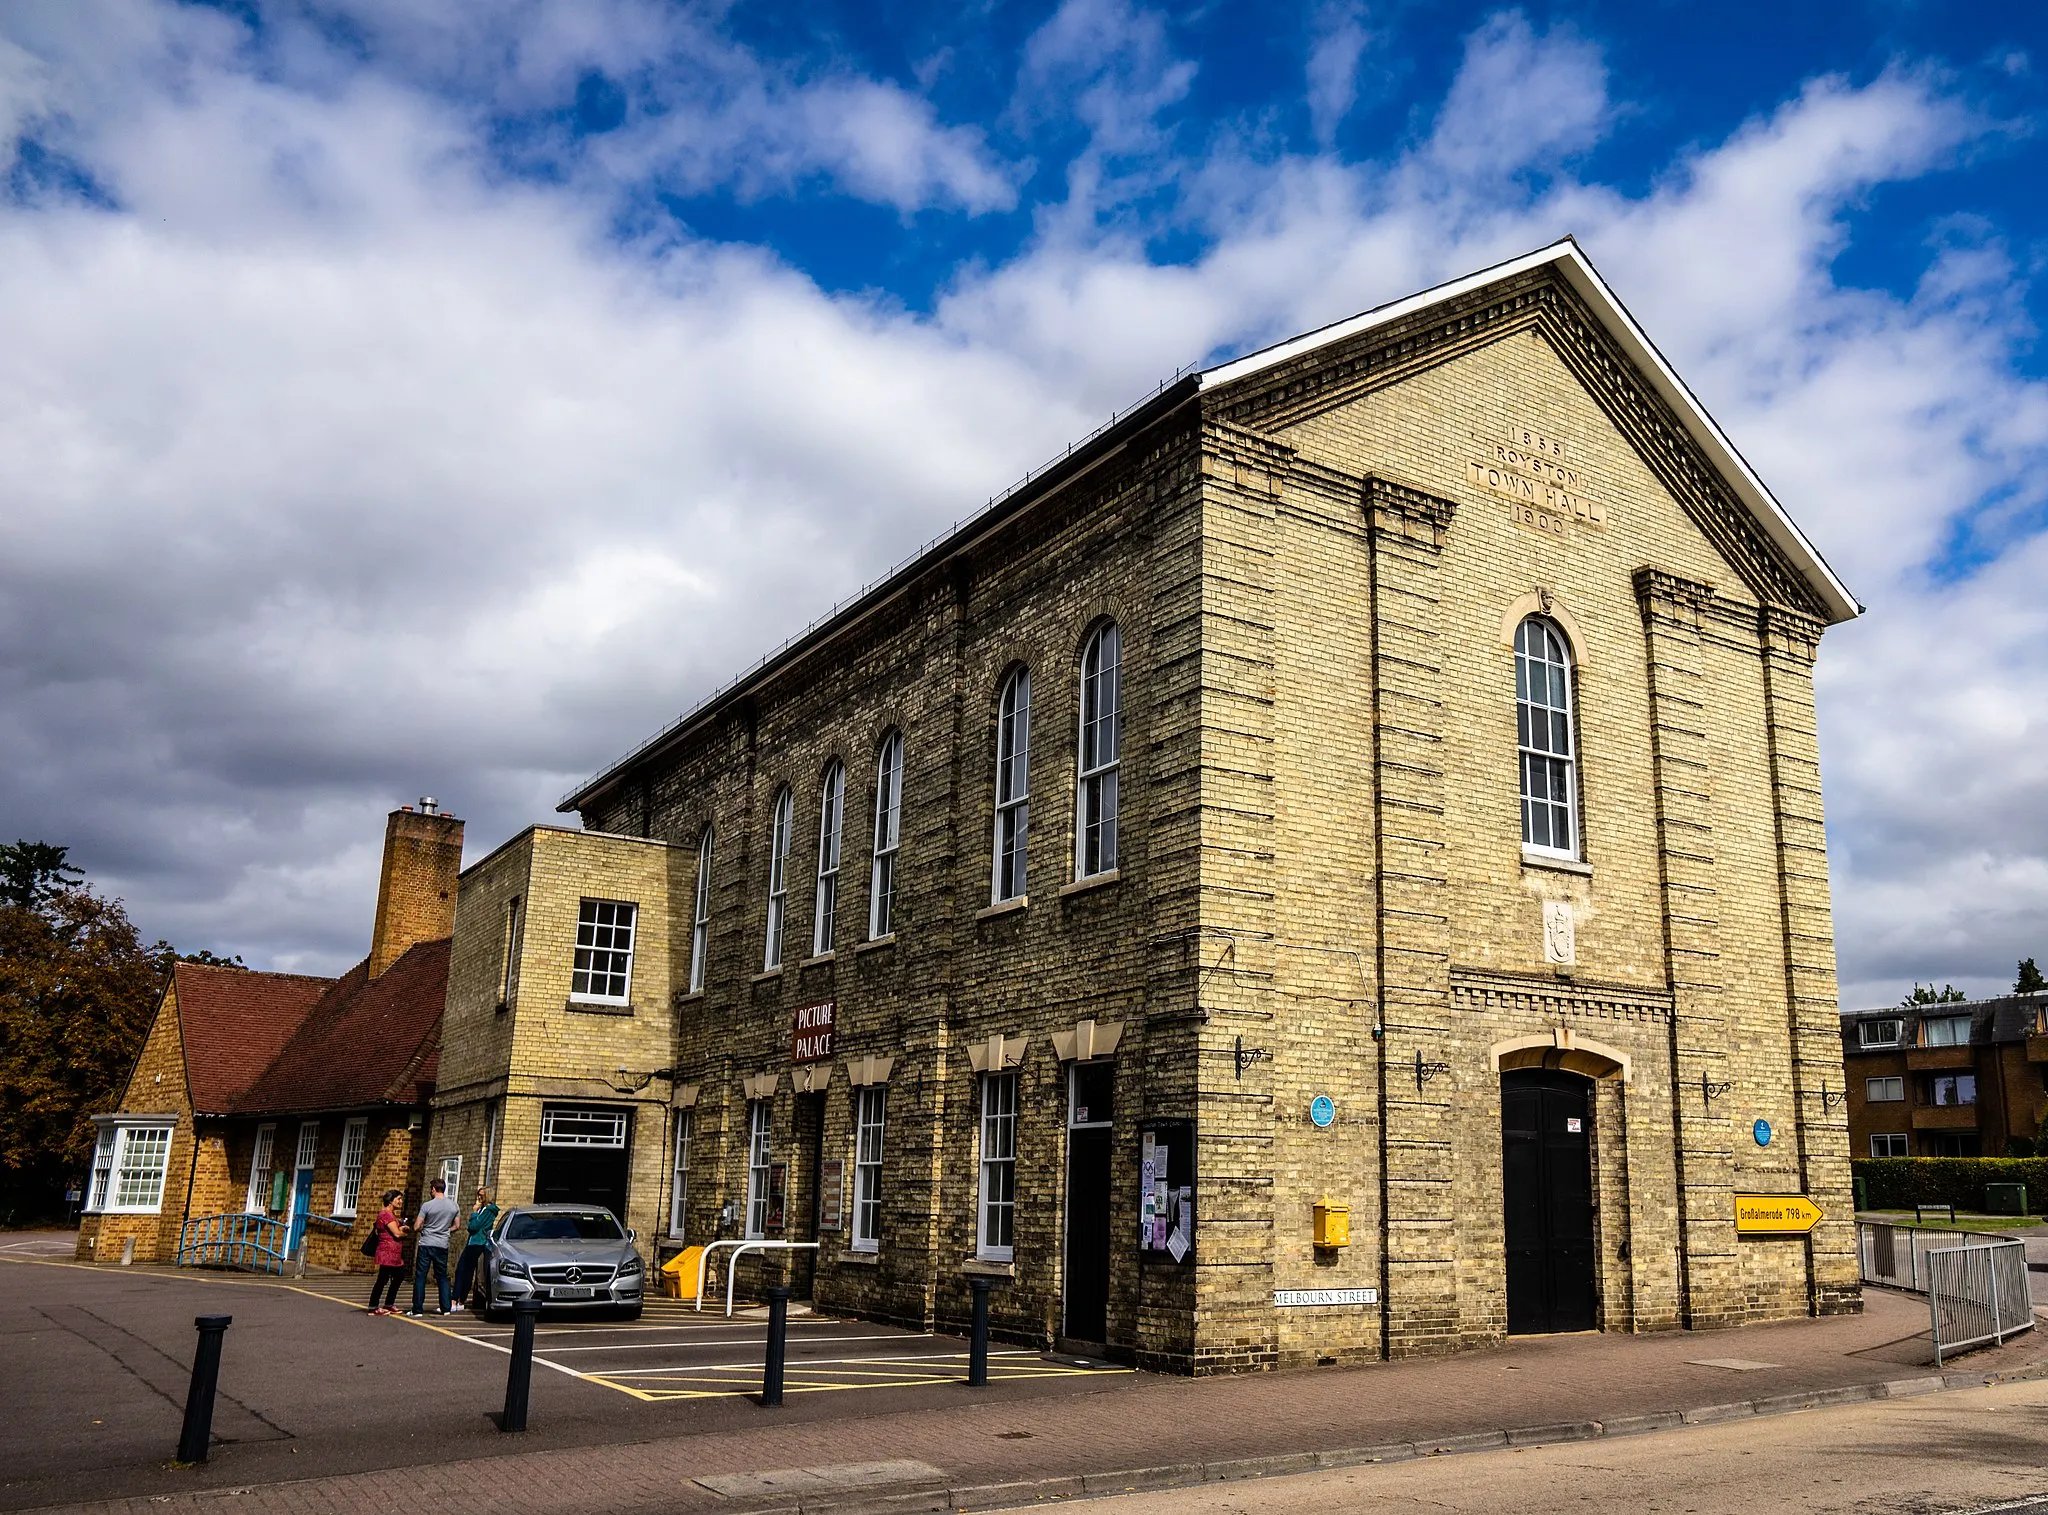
[482,1204,645,1319]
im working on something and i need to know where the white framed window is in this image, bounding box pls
[1516,618,1579,858]
[499,894,523,1007]
[853,1087,886,1252]
[976,1072,1018,1261]
[1870,1132,1909,1158]
[1929,1073,1977,1107]
[571,898,637,1003]
[764,787,794,970]
[245,1123,276,1212]
[993,668,1031,902]
[90,1124,174,1214]
[1864,1076,1905,1103]
[744,1101,773,1240]
[813,761,844,957]
[1859,1018,1903,1049]
[1076,622,1121,878]
[870,731,903,940]
[669,1111,692,1239]
[294,1120,319,1173]
[688,828,713,993]
[440,1154,463,1199]
[335,1117,369,1217]
[1921,1014,1972,1048]
[540,1106,628,1147]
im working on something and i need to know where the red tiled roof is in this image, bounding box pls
[174,963,335,1115]
[231,938,448,1116]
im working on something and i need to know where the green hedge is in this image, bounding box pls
[1853,1157,2048,1212]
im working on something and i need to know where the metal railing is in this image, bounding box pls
[694,1240,820,1317]
[1928,1240,2034,1365]
[177,1212,290,1275]
[1856,1221,2034,1365]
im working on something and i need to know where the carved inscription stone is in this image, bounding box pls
[1542,899,1577,965]
[1467,422,1605,541]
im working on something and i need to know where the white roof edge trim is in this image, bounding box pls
[1197,239,1860,624]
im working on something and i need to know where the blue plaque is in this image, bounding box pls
[1310,1095,1336,1129]
[1753,1118,1772,1147]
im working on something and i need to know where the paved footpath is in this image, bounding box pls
[11,1243,2048,1515]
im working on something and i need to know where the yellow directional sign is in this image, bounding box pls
[1734,1193,1824,1235]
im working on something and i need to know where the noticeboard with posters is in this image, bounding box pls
[1138,1119,1195,1265]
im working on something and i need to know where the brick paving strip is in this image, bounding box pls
[27,1289,2048,1515]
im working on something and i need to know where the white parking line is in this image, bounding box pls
[538,1331,933,1354]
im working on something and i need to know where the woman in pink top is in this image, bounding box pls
[367,1189,408,1315]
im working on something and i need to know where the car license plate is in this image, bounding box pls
[549,1286,596,1300]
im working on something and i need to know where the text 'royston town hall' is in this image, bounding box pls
[82,240,1862,1372]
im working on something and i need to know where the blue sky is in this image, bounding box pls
[1,0,2045,1008]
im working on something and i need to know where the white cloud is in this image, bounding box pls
[0,2,2042,1009]
[1305,1,1371,148]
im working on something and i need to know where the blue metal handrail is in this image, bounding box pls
[177,1211,291,1275]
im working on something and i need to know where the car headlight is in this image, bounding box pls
[497,1258,527,1278]
[618,1255,643,1276]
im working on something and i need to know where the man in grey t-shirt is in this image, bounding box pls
[409,1178,461,1316]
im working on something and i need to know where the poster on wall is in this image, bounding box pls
[766,1162,787,1231]
[817,1159,845,1231]
[1139,1118,1196,1265]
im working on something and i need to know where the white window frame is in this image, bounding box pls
[688,828,713,993]
[245,1123,276,1213]
[293,1119,319,1173]
[1870,1132,1909,1158]
[1859,1018,1903,1049]
[500,894,523,1007]
[440,1154,463,1200]
[976,1072,1018,1261]
[1922,1015,1972,1048]
[90,1123,175,1214]
[869,731,902,940]
[669,1110,692,1239]
[813,761,844,957]
[1864,1076,1905,1104]
[852,1086,886,1253]
[540,1106,629,1147]
[764,787,794,970]
[1076,622,1121,879]
[744,1101,773,1240]
[1515,617,1579,860]
[570,898,637,1004]
[1929,1073,1977,1107]
[993,668,1031,903]
[335,1117,369,1217]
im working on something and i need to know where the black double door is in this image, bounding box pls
[1062,1060,1115,1345]
[1501,1069,1596,1334]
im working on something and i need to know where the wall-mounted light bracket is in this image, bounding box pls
[1700,1072,1734,1105]
[1415,1050,1451,1090]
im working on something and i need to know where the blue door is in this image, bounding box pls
[287,1168,314,1254]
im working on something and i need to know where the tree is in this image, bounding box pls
[1900,982,1970,1008]
[2018,959,2046,996]
[0,887,166,1222]
[0,841,84,913]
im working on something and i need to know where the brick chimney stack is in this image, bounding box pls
[368,800,464,979]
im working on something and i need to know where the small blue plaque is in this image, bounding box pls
[1753,1119,1773,1147]
[1310,1096,1336,1129]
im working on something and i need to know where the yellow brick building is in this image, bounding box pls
[455,240,1860,1369]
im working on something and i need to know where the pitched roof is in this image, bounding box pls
[231,937,447,1117]
[560,239,1856,816]
[173,962,335,1115]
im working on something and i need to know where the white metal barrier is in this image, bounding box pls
[1928,1240,2034,1366]
[693,1240,820,1317]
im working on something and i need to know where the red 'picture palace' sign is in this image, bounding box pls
[792,1001,836,1063]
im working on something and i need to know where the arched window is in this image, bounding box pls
[763,785,794,970]
[870,730,903,940]
[813,761,844,957]
[1515,618,1579,858]
[1076,622,1121,877]
[687,826,713,993]
[992,668,1031,902]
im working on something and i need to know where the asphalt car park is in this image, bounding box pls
[419,1293,1123,1401]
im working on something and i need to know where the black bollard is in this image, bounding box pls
[176,1315,232,1464]
[967,1275,992,1387]
[761,1285,789,1407]
[501,1297,541,1432]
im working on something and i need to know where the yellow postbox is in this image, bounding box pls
[1312,1199,1350,1249]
